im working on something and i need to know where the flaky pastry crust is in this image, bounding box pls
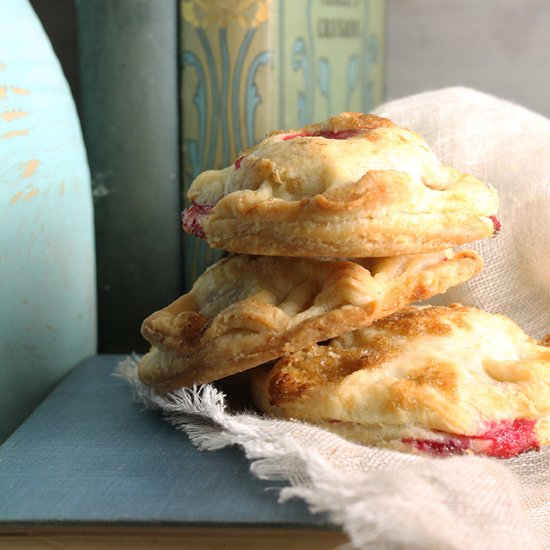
[138,250,482,392]
[251,305,550,458]
[183,112,499,257]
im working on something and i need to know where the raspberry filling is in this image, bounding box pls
[182,203,215,240]
[234,130,359,169]
[282,129,361,141]
[403,418,539,458]
[490,215,501,234]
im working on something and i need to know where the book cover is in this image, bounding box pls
[77,0,181,353]
[0,355,345,547]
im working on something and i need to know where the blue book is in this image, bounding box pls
[0,356,344,547]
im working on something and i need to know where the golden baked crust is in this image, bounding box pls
[251,305,550,458]
[138,250,482,392]
[183,112,499,257]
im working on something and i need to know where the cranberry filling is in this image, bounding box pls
[182,203,215,240]
[490,215,501,234]
[480,418,539,458]
[403,418,539,458]
[404,438,468,456]
[282,129,361,141]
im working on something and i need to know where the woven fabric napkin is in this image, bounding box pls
[121,88,550,549]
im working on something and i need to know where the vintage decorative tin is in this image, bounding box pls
[181,0,386,287]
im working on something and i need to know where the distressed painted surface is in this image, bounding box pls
[0,0,96,441]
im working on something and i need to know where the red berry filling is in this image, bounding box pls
[282,129,361,141]
[234,129,361,168]
[403,438,468,456]
[403,418,539,458]
[490,215,501,234]
[182,203,215,240]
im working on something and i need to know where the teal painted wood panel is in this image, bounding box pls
[0,0,96,441]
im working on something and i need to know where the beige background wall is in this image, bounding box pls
[33,0,550,119]
[386,0,550,117]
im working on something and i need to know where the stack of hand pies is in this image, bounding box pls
[139,113,550,458]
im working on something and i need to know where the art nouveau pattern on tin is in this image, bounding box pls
[180,0,385,287]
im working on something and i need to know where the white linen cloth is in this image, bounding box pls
[120,88,550,549]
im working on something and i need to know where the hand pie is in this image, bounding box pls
[138,250,482,392]
[251,304,550,458]
[183,112,499,258]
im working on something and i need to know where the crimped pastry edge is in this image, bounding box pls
[138,251,482,391]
